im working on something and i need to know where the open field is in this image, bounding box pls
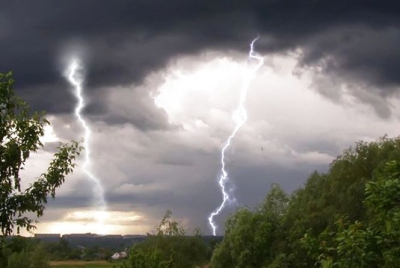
[50,260,122,268]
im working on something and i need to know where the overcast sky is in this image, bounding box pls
[2,0,400,236]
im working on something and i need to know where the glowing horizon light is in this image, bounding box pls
[208,37,264,236]
[66,59,107,233]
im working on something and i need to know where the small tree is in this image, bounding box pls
[6,250,31,268]
[30,243,50,268]
[211,184,289,268]
[0,71,82,236]
[129,210,208,268]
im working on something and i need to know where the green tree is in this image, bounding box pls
[0,71,81,236]
[2,239,50,268]
[30,243,50,268]
[45,237,72,260]
[300,160,400,267]
[6,250,31,268]
[5,235,31,253]
[282,137,400,267]
[0,236,36,268]
[209,136,400,267]
[129,210,208,268]
[211,184,289,268]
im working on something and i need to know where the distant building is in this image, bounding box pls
[120,251,128,258]
[62,233,99,238]
[102,235,122,239]
[123,234,146,239]
[34,233,61,242]
[111,251,127,260]
[111,253,120,260]
[34,233,61,238]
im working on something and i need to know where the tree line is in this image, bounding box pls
[211,136,400,267]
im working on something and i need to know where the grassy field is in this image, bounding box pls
[50,260,123,268]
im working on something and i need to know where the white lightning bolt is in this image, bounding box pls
[66,59,107,230]
[208,37,264,236]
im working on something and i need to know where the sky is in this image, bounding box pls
[1,0,400,236]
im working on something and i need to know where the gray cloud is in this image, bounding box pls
[2,1,400,120]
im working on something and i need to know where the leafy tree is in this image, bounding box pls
[45,237,72,260]
[30,243,50,268]
[4,235,32,253]
[210,136,400,267]
[281,136,400,267]
[301,160,400,267]
[211,184,289,268]
[128,210,208,268]
[0,236,36,268]
[1,238,50,268]
[6,250,31,268]
[0,71,82,236]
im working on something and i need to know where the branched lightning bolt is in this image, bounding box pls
[66,59,107,229]
[208,37,264,236]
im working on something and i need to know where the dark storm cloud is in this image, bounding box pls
[2,0,400,121]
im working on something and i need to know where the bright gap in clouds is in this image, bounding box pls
[41,124,59,144]
[154,51,400,158]
[154,57,244,124]
[39,211,144,235]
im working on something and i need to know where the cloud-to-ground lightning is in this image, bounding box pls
[208,37,264,236]
[66,59,108,230]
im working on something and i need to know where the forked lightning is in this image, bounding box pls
[208,37,264,235]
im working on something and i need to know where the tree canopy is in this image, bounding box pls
[0,71,81,236]
[211,136,400,268]
[129,210,209,268]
